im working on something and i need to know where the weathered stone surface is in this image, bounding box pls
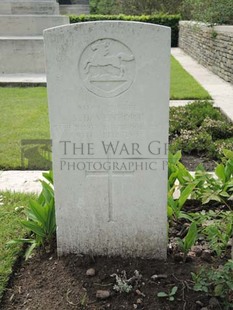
[44,21,170,259]
[0,0,59,15]
[0,1,69,74]
[179,21,233,84]
[0,15,69,36]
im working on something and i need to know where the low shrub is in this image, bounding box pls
[181,0,233,25]
[211,138,233,159]
[202,117,233,140]
[170,128,213,155]
[169,101,233,159]
[169,101,224,137]
[69,14,180,47]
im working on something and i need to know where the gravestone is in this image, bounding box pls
[0,0,69,74]
[0,0,59,15]
[44,21,171,259]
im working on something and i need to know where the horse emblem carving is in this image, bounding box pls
[79,38,136,98]
[84,40,134,80]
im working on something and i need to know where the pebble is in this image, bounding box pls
[137,298,142,304]
[133,304,138,309]
[173,253,183,262]
[96,290,110,300]
[192,245,203,257]
[135,289,145,297]
[86,268,96,277]
[151,274,167,280]
[196,300,204,307]
[209,297,220,308]
[200,308,209,310]
[201,250,212,263]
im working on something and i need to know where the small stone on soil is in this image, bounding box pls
[201,250,212,263]
[192,245,203,257]
[86,268,96,277]
[174,253,183,262]
[135,289,145,297]
[137,298,142,304]
[151,274,168,280]
[96,290,110,300]
[209,297,220,308]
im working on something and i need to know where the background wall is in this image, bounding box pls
[179,21,233,84]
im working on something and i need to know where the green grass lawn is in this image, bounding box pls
[0,191,36,301]
[170,56,211,100]
[0,56,211,169]
[0,87,50,169]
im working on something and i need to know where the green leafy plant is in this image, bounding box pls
[169,101,233,158]
[167,151,198,221]
[182,0,233,25]
[192,260,233,308]
[69,13,180,47]
[194,149,233,208]
[111,271,133,293]
[177,222,198,261]
[157,286,178,301]
[202,211,233,256]
[111,270,142,294]
[8,171,55,260]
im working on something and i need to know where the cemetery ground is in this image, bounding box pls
[0,55,233,309]
[0,167,233,310]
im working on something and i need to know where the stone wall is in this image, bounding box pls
[179,21,233,84]
[59,0,89,15]
[60,4,89,15]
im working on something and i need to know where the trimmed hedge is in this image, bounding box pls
[69,14,180,47]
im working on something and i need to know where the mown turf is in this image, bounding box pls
[0,191,36,301]
[170,56,211,100]
[0,57,211,169]
[0,87,50,169]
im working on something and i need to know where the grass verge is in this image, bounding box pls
[170,56,211,100]
[0,87,50,170]
[0,58,211,169]
[0,191,36,301]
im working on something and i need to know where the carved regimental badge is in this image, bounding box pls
[79,38,136,98]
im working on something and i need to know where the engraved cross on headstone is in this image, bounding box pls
[85,156,134,222]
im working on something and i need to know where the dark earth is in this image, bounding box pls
[2,206,230,310]
[0,156,225,310]
[1,249,218,310]
[181,154,216,172]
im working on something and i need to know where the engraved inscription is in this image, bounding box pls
[79,38,136,98]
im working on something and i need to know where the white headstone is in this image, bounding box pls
[44,21,170,259]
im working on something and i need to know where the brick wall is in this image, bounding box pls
[179,21,233,84]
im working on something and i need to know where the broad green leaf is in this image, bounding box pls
[184,222,197,252]
[171,286,178,295]
[157,292,168,297]
[214,284,223,296]
[43,170,53,184]
[38,180,54,205]
[46,199,56,235]
[178,183,196,210]
[223,149,233,160]
[220,191,229,198]
[25,242,38,260]
[28,199,47,226]
[6,238,34,245]
[21,220,46,238]
[167,205,173,219]
[215,164,225,182]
